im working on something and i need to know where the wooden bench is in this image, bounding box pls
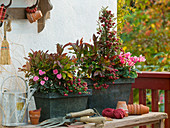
[1,112,167,128]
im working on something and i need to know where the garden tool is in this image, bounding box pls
[38,109,97,127]
[39,116,106,128]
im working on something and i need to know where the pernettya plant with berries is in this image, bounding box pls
[66,7,146,90]
[19,44,89,96]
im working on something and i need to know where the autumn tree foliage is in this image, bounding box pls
[118,0,170,71]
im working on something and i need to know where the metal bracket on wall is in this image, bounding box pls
[6,0,53,33]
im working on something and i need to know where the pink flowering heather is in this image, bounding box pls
[131,56,139,63]
[33,76,39,81]
[118,52,123,58]
[44,76,49,81]
[57,73,62,79]
[120,59,126,64]
[53,69,58,74]
[139,55,146,62]
[39,70,45,75]
[124,52,131,58]
[128,60,135,66]
[40,80,45,85]
[119,52,146,66]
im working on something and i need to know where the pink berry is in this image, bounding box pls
[64,94,68,96]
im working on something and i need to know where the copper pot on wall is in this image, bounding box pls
[26,0,43,23]
[27,10,42,23]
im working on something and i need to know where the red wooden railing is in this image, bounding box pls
[129,71,170,128]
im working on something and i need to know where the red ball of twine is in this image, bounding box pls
[102,108,114,118]
[102,108,126,119]
[113,109,126,119]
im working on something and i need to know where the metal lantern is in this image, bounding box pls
[1,76,28,126]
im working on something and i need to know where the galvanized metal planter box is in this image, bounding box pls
[33,89,92,122]
[84,78,135,114]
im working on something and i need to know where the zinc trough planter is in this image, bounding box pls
[84,78,135,114]
[33,89,92,122]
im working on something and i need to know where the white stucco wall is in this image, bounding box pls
[0,0,117,86]
[0,0,117,123]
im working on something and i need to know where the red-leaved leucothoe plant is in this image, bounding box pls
[19,44,89,96]
[66,7,146,90]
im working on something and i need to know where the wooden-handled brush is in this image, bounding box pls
[0,21,11,65]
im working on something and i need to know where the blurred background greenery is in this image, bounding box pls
[117,0,169,112]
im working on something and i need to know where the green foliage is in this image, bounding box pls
[19,44,88,95]
[66,7,145,90]
[118,0,170,71]
[117,0,134,37]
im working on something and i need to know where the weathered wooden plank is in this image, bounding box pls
[139,89,146,105]
[139,89,147,128]
[114,120,159,128]
[38,0,53,33]
[160,119,164,128]
[132,72,170,90]
[7,8,26,19]
[138,71,170,78]
[1,112,167,128]
[139,125,146,128]
[151,89,159,112]
[128,88,133,104]
[151,90,159,128]
[165,90,170,128]
[104,112,167,128]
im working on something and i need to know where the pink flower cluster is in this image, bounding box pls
[33,69,63,86]
[118,52,146,66]
[53,69,62,79]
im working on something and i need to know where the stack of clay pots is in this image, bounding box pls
[127,104,149,115]
[116,101,128,117]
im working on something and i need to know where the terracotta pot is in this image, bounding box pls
[127,105,130,114]
[137,104,140,114]
[127,104,149,115]
[116,101,128,117]
[29,109,41,125]
[27,10,43,23]
[140,104,149,114]
[129,104,133,115]
[131,104,135,115]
